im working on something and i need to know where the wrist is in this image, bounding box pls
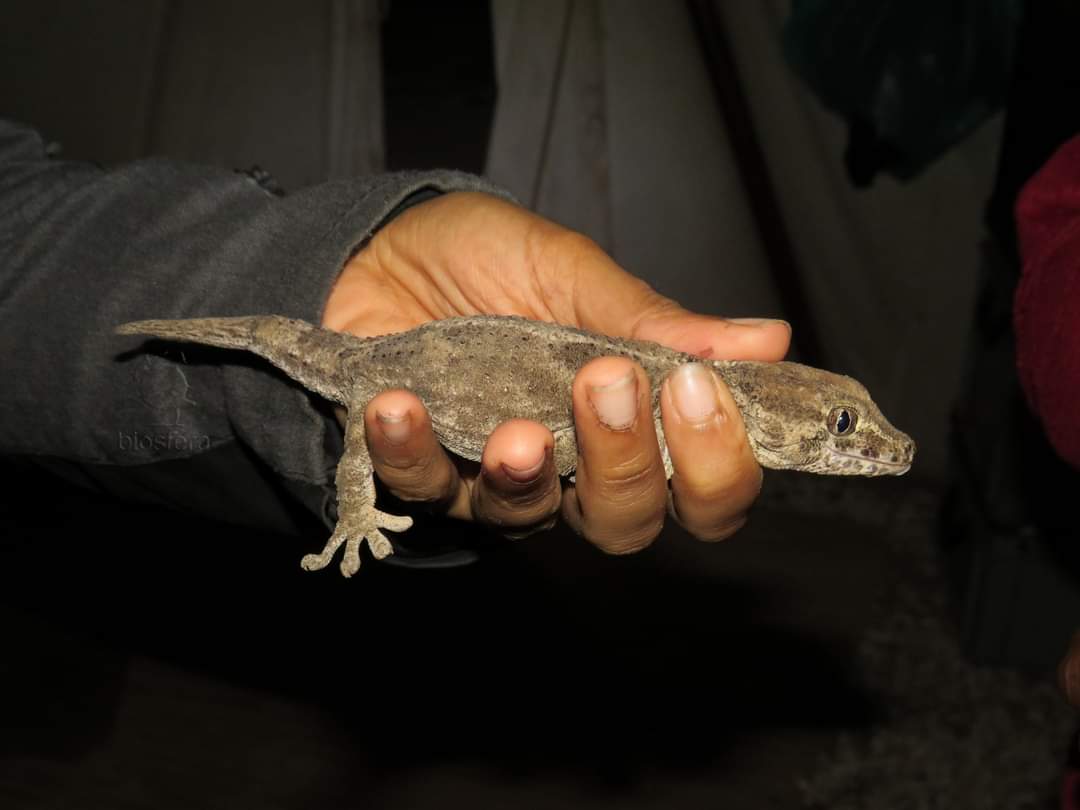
[321,188,443,333]
[322,250,369,334]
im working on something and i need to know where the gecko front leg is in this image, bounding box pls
[300,407,413,577]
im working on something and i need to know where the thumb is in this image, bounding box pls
[552,236,791,363]
[632,308,791,363]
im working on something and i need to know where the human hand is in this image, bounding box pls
[321,191,790,553]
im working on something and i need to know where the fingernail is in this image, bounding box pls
[588,369,638,430]
[670,363,718,424]
[376,409,411,445]
[730,317,790,330]
[501,450,548,484]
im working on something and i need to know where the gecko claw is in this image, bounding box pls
[300,548,337,572]
[365,527,396,559]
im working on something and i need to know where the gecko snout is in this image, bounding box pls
[888,438,916,471]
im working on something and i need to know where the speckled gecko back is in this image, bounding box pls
[116,313,915,576]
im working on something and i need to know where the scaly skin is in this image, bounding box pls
[117,315,916,575]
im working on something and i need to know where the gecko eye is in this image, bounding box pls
[827,407,857,436]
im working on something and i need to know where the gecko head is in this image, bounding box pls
[726,361,916,476]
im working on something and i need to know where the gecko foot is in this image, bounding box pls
[300,508,414,577]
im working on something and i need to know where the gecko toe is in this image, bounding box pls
[301,526,348,572]
[301,552,331,571]
[367,529,394,559]
[377,511,413,533]
[340,536,363,577]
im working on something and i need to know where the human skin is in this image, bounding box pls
[321,191,791,554]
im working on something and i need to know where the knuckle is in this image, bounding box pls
[474,478,562,529]
[525,218,583,269]
[380,453,456,504]
[500,483,561,512]
[676,460,763,506]
[553,228,600,260]
[586,515,665,555]
[593,453,662,500]
[691,514,747,543]
[374,447,427,472]
[669,473,755,542]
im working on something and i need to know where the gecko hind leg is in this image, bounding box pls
[300,409,414,577]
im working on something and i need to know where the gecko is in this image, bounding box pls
[115,315,916,576]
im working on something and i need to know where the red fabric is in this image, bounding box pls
[1014,135,1080,471]
[1063,768,1080,810]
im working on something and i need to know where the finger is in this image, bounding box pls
[562,357,669,554]
[364,389,471,518]
[533,228,791,361]
[660,363,762,541]
[634,312,792,363]
[470,419,562,537]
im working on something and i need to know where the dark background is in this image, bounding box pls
[2,1,1079,807]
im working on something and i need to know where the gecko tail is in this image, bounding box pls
[115,316,282,350]
[116,315,350,403]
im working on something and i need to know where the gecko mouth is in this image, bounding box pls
[828,449,910,475]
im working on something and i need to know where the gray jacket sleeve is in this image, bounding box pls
[0,119,512,536]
